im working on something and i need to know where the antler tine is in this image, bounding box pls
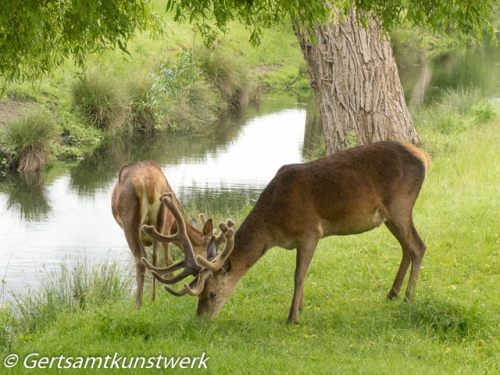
[158,193,200,270]
[141,257,185,274]
[151,268,197,285]
[197,222,235,272]
[215,218,236,243]
[183,270,209,296]
[164,277,199,297]
[199,213,207,227]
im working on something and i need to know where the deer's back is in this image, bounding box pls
[112,161,170,230]
[253,142,428,241]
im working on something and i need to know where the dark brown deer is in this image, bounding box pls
[111,161,225,308]
[143,142,430,323]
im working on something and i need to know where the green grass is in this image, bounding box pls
[70,68,128,131]
[1,95,499,373]
[0,110,57,172]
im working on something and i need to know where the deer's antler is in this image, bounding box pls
[215,219,235,244]
[197,222,235,272]
[142,193,201,284]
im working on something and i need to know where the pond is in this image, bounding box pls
[1,40,499,298]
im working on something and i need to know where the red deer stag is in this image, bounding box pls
[111,161,225,308]
[143,142,430,323]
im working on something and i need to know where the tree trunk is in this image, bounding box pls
[296,9,421,154]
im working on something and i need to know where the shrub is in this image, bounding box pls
[260,66,311,93]
[197,48,259,110]
[1,110,56,171]
[434,113,466,134]
[128,75,157,133]
[164,80,218,131]
[469,102,496,124]
[71,68,127,131]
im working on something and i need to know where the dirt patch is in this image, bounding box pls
[0,99,38,128]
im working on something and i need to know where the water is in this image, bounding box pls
[1,41,500,297]
[0,94,321,297]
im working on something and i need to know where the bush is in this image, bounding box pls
[1,110,56,171]
[164,80,218,131]
[197,48,259,110]
[434,113,466,134]
[71,68,128,131]
[469,102,496,124]
[260,66,311,93]
[128,75,157,133]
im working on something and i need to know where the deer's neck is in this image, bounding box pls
[227,215,272,282]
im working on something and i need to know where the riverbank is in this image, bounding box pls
[1,92,499,373]
[0,13,311,176]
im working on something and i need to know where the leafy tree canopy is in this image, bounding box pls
[0,0,497,83]
[0,0,163,82]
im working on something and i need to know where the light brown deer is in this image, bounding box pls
[111,161,225,308]
[143,142,430,323]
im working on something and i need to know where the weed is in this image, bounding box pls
[1,109,56,171]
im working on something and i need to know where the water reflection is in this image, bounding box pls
[400,38,500,106]
[4,172,51,222]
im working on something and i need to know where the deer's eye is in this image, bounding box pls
[210,292,217,298]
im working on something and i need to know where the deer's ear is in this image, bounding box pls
[190,218,199,230]
[207,236,218,260]
[203,219,213,236]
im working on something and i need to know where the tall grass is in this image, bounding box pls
[411,87,496,139]
[71,68,128,131]
[164,79,218,131]
[1,110,56,171]
[197,48,260,110]
[0,257,131,350]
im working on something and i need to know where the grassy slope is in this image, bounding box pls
[1,106,499,373]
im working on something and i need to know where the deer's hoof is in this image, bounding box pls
[386,292,399,301]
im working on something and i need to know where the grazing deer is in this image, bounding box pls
[111,161,224,308]
[143,142,430,323]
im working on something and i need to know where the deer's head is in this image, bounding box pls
[141,193,236,319]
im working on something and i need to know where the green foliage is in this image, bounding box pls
[260,65,311,93]
[164,79,218,131]
[165,0,496,49]
[412,88,496,136]
[151,50,200,98]
[71,69,128,131]
[197,48,259,109]
[0,0,163,83]
[129,75,158,133]
[469,102,496,123]
[2,258,131,349]
[440,87,484,114]
[345,131,358,148]
[1,110,56,171]
[434,114,466,135]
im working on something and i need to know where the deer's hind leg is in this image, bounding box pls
[122,219,148,309]
[385,210,426,301]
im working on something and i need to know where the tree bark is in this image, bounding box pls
[296,9,421,154]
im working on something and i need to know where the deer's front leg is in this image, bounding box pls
[287,237,319,324]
